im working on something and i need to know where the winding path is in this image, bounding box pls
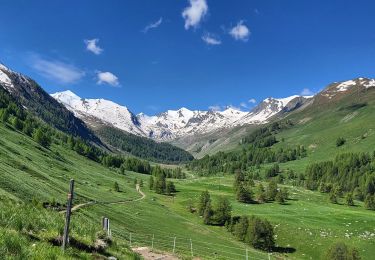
[60,184,146,214]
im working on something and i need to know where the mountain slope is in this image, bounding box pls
[0,64,100,143]
[94,124,194,163]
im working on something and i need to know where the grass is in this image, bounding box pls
[171,175,375,259]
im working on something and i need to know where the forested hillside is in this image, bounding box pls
[0,65,100,143]
[96,125,194,163]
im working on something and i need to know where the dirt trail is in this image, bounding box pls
[59,184,146,214]
[132,247,180,260]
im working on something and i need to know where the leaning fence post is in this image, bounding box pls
[62,179,75,251]
[107,218,110,237]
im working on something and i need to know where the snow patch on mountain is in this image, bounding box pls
[52,91,311,141]
[364,79,375,89]
[336,80,356,92]
[0,64,14,91]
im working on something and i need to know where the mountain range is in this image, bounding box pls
[51,91,313,141]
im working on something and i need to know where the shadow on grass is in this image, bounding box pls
[271,246,296,253]
[49,236,111,256]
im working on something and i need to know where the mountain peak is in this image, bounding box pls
[0,63,10,71]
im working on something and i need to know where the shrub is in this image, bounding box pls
[336,137,346,147]
[325,242,360,260]
[364,194,375,210]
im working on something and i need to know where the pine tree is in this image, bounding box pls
[329,191,338,204]
[203,201,213,225]
[275,191,285,204]
[364,194,375,210]
[166,181,176,195]
[149,176,154,190]
[267,180,278,201]
[198,190,211,216]
[214,197,232,226]
[345,193,354,206]
[256,183,267,203]
[33,127,51,148]
[12,117,23,130]
[236,184,253,203]
[234,216,249,241]
[1,108,9,123]
[114,182,120,192]
[247,217,275,251]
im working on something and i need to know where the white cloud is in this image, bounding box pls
[30,55,85,84]
[202,33,221,45]
[96,71,119,86]
[240,102,248,108]
[84,39,103,55]
[182,0,208,30]
[248,98,257,104]
[208,105,221,111]
[229,21,250,41]
[300,88,314,96]
[143,17,163,33]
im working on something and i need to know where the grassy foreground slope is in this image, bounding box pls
[0,120,272,259]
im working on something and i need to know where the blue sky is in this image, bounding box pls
[1,0,374,114]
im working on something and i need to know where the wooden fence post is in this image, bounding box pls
[62,179,74,251]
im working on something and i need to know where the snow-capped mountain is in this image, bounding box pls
[51,91,146,136]
[319,78,375,100]
[51,90,311,141]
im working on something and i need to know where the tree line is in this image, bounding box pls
[305,152,375,210]
[188,145,307,176]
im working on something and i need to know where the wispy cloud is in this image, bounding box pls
[84,39,103,55]
[96,71,119,86]
[202,33,221,45]
[248,98,257,104]
[182,0,208,30]
[240,102,248,108]
[143,17,163,33]
[229,21,250,41]
[300,88,314,96]
[30,55,85,84]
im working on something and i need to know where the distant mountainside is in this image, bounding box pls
[0,63,100,143]
[52,90,311,142]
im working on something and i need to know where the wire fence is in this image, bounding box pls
[112,229,272,260]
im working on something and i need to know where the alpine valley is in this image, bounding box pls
[1,59,375,260]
